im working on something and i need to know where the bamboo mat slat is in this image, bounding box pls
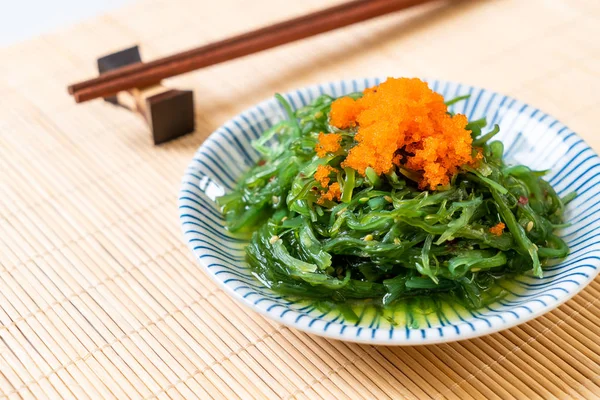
[1,0,600,398]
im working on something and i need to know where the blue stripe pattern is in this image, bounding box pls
[178,78,600,345]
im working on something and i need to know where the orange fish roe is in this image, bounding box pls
[315,132,342,157]
[330,97,361,129]
[474,148,484,160]
[469,147,484,167]
[318,182,342,205]
[329,77,473,190]
[314,165,337,188]
[490,222,505,236]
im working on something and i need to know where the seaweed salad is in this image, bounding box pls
[218,78,573,318]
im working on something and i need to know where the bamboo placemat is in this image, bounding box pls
[2,0,600,398]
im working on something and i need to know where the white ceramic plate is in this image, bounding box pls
[179,78,600,345]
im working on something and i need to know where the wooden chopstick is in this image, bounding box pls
[68,0,441,103]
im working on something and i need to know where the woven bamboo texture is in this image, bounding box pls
[1,0,600,398]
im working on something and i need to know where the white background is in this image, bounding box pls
[0,0,131,47]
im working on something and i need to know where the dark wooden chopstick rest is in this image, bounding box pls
[97,46,195,145]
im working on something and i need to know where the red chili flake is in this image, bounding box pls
[446,240,458,252]
[518,196,529,205]
[257,159,266,166]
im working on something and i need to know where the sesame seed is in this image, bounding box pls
[269,235,280,244]
[364,234,374,241]
[526,221,534,232]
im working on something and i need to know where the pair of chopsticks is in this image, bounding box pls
[68,0,441,103]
